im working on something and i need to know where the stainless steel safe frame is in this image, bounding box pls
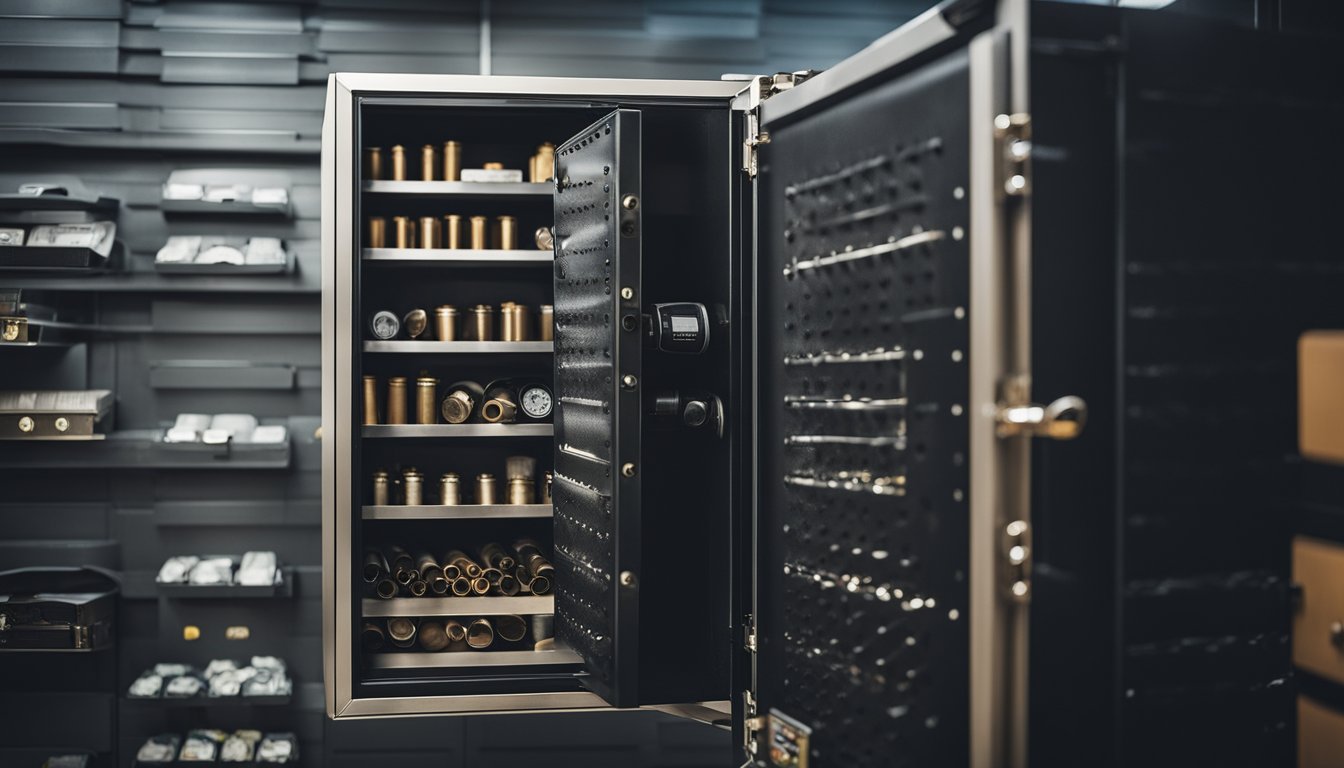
[322,2,1057,766]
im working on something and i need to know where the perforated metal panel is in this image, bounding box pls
[552,108,643,707]
[756,49,972,766]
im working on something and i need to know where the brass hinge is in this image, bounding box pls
[740,689,764,767]
[993,113,1032,198]
[744,612,757,653]
[742,70,817,179]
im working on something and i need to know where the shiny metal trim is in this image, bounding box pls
[760,4,958,126]
[332,72,742,102]
[332,73,356,720]
[320,74,338,720]
[338,691,608,718]
[782,229,946,276]
[647,699,733,730]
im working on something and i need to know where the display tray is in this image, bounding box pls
[366,647,580,669]
[361,503,552,520]
[363,180,550,196]
[362,595,552,618]
[160,199,290,217]
[362,340,552,354]
[156,567,292,599]
[153,251,294,275]
[360,424,552,439]
[125,692,291,707]
[362,248,552,265]
[133,760,297,767]
[0,244,113,271]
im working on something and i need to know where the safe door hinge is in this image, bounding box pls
[744,612,757,653]
[742,70,817,178]
[740,689,764,767]
[993,112,1032,198]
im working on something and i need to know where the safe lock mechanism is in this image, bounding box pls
[994,376,1087,440]
[643,302,710,354]
[650,390,725,439]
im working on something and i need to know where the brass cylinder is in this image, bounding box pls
[375,577,398,599]
[408,579,428,597]
[372,470,390,506]
[420,144,437,181]
[403,468,424,506]
[442,561,461,581]
[389,545,414,583]
[481,396,517,424]
[476,473,497,505]
[386,377,408,424]
[541,471,553,505]
[444,550,481,579]
[480,542,516,572]
[443,214,463,249]
[514,538,554,578]
[429,573,450,595]
[450,577,472,596]
[470,577,491,597]
[496,614,527,643]
[500,301,516,342]
[483,161,503,171]
[510,304,529,341]
[534,143,555,183]
[387,617,417,647]
[443,141,461,181]
[390,144,407,181]
[495,215,517,250]
[393,216,416,249]
[364,147,383,181]
[434,305,458,341]
[402,309,428,339]
[362,621,385,651]
[481,567,502,585]
[508,476,533,505]
[496,574,521,596]
[362,376,379,425]
[415,377,438,425]
[539,305,554,341]
[363,550,389,582]
[528,575,552,596]
[470,304,494,341]
[418,620,449,651]
[445,620,467,644]
[419,216,440,249]
[469,215,487,250]
[367,217,387,248]
[439,473,461,505]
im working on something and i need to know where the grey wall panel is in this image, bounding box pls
[0,0,122,18]
[161,55,302,85]
[0,18,121,45]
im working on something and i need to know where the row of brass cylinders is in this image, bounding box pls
[364,377,547,426]
[364,541,556,599]
[371,304,552,342]
[362,614,554,653]
[363,142,553,183]
[368,214,517,250]
[371,467,552,507]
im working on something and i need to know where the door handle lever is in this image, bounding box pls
[996,395,1087,440]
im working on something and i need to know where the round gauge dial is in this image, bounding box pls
[370,311,400,340]
[520,385,553,419]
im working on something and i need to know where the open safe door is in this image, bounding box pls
[551,108,644,708]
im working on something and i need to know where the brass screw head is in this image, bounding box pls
[621,375,637,389]
[621,462,636,478]
[620,287,634,301]
[621,194,639,210]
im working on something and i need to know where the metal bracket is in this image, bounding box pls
[740,689,764,767]
[744,612,757,654]
[1002,519,1031,602]
[742,71,817,178]
[993,112,1032,198]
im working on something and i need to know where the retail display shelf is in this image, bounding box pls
[362,595,552,618]
[366,647,581,670]
[362,340,552,354]
[360,424,552,439]
[156,567,293,599]
[0,249,319,293]
[363,180,551,197]
[361,503,552,520]
[362,248,552,265]
[124,692,292,708]
[0,429,292,469]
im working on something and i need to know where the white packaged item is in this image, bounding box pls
[246,425,287,444]
[237,551,278,586]
[209,413,258,437]
[164,674,203,698]
[155,236,201,264]
[194,237,247,265]
[461,168,523,183]
[128,671,164,698]
[155,555,199,584]
[188,557,235,586]
[244,237,286,265]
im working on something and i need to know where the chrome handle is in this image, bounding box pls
[996,395,1087,440]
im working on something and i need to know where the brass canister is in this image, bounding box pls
[534,226,554,251]
[403,468,424,506]
[419,216,441,249]
[443,141,461,181]
[440,473,461,506]
[495,215,517,250]
[402,309,428,339]
[390,144,407,181]
[508,476,534,505]
[364,147,383,180]
[539,305,554,341]
[386,377,408,425]
[510,304,529,342]
[362,375,379,425]
[443,215,462,249]
[372,470,390,506]
[420,144,437,181]
[393,216,416,249]
[469,216,487,250]
[470,304,494,341]
[476,473,497,506]
[531,142,555,183]
[541,471,553,505]
[415,377,438,425]
[367,216,387,248]
[500,301,517,342]
[434,305,458,341]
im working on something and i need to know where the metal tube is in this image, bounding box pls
[534,142,555,183]
[500,301,516,342]
[434,305,458,341]
[496,574,521,596]
[469,215,487,250]
[375,578,398,599]
[445,619,467,644]
[393,216,415,248]
[508,477,533,505]
[475,473,497,505]
[439,472,461,505]
[541,472,553,505]
[418,619,449,651]
[466,618,494,649]
[429,575,450,595]
[443,141,461,181]
[531,614,553,642]
[367,216,387,248]
[442,562,461,581]
[444,215,462,248]
[363,147,383,181]
[386,377,407,424]
[390,144,406,181]
[450,576,472,596]
[539,305,554,341]
[361,621,385,651]
[420,144,437,181]
[419,216,440,249]
[363,550,389,583]
[481,397,516,423]
[387,617,417,647]
[387,545,414,579]
[362,376,379,425]
[481,567,502,585]
[415,552,441,581]
[495,614,527,643]
[444,550,482,579]
[372,470,389,506]
[470,304,494,341]
[513,539,554,579]
[509,304,529,341]
[402,468,424,506]
[480,542,516,572]
[408,579,427,597]
[496,215,517,250]
[415,377,438,425]
[470,576,491,596]
[528,575,552,595]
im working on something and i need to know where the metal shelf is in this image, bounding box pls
[363,180,551,197]
[362,503,552,520]
[361,423,552,439]
[362,248,552,265]
[367,648,580,670]
[0,429,292,469]
[363,595,552,618]
[363,340,552,354]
